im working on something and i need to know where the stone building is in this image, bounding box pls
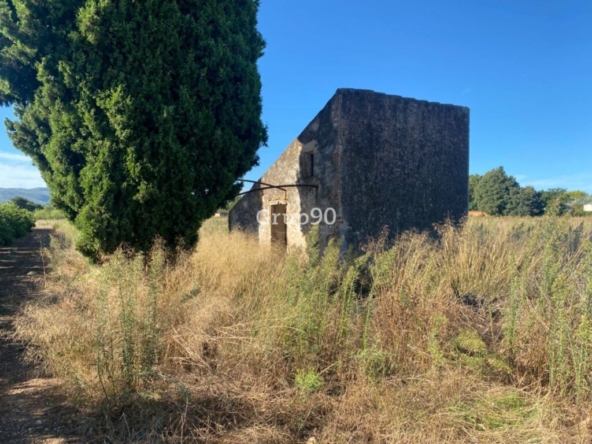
[229,88,469,250]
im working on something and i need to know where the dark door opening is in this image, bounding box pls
[271,204,287,247]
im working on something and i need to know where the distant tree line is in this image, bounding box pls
[9,196,66,221]
[9,196,43,212]
[469,167,591,216]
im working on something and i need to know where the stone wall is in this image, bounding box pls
[336,89,469,247]
[229,88,469,250]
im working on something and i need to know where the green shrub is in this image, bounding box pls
[0,203,35,246]
[295,369,324,394]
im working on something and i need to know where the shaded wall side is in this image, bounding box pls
[228,185,263,234]
[337,90,469,247]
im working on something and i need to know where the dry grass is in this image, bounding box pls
[14,216,592,443]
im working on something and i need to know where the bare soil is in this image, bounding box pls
[0,228,84,443]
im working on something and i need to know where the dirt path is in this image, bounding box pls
[0,227,83,443]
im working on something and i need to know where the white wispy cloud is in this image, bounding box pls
[0,149,46,188]
[525,172,592,193]
[0,163,46,188]
[0,151,31,163]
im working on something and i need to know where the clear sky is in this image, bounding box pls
[1,0,591,192]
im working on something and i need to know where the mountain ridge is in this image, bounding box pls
[0,188,50,205]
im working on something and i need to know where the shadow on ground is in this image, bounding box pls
[0,228,85,443]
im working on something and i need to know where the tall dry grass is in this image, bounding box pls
[15,217,592,443]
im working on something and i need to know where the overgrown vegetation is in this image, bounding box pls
[15,217,592,442]
[0,202,34,245]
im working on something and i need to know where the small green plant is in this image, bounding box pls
[357,344,393,379]
[94,246,173,398]
[295,369,323,394]
[453,330,487,356]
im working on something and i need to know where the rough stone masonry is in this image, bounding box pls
[229,88,469,251]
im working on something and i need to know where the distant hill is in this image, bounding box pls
[0,188,50,205]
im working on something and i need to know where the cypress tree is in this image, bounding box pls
[0,0,267,258]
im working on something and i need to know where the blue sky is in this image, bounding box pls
[1,0,591,192]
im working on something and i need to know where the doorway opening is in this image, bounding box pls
[270,204,287,247]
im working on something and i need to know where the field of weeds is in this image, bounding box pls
[16,217,592,443]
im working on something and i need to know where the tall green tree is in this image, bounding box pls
[540,188,569,216]
[468,174,481,211]
[0,0,267,259]
[506,185,543,216]
[565,190,591,216]
[473,167,519,216]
